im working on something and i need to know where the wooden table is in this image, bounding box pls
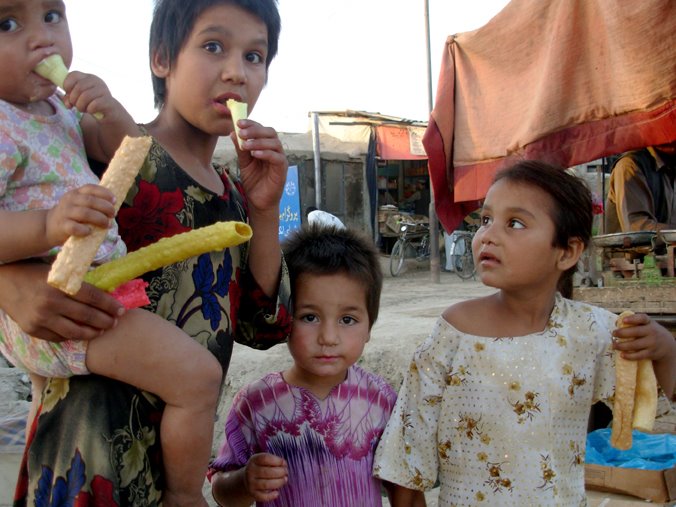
[587,489,675,506]
[573,285,676,335]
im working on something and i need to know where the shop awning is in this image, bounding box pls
[376,125,428,160]
[424,0,676,232]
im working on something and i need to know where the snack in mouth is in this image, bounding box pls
[35,54,104,120]
[35,54,69,88]
[226,99,247,149]
[48,135,152,295]
[610,310,658,450]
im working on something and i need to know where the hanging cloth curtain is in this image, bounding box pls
[424,0,676,232]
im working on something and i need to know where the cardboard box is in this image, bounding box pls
[585,463,676,504]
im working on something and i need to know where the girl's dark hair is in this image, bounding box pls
[282,225,383,329]
[149,0,281,109]
[493,160,593,297]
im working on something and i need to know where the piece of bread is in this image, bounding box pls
[633,357,657,432]
[610,310,658,450]
[47,136,152,295]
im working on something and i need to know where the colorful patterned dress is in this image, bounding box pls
[0,96,127,378]
[12,138,292,507]
[374,294,617,507]
[210,365,398,506]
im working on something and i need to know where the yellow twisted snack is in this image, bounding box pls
[84,221,253,291]
[610,310,657,450]
[226,99,247,149]
[48,136,152,295]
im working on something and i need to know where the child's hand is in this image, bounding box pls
[232,120,288,215]
[612,312,675,361]
[62,72,123,122]
[0,262,123,342]
[62,72,139,162]
[243,452,288,502]
[46,184,116,247]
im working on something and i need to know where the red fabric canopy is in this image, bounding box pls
[424,0,676,232]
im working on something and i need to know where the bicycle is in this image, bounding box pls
[448,228,477,280]
[389,221,431,277]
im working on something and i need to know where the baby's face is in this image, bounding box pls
[0,0,73,105]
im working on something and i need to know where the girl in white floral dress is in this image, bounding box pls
[374,160,676,506]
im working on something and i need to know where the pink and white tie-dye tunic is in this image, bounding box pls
[211,365,398,506]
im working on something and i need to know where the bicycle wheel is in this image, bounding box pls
[415,234,430,262]
[390,239,407,277]
[454,235,475,279]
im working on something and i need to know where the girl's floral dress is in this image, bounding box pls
[13,139,292,507]
[374,294,617,507]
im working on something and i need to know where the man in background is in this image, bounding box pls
[404,179,431,216]
[605,142,676,234]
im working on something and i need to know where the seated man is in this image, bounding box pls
[605,142,676,234]
[402,180,431,216]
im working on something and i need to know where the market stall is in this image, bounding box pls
[575,230,676,335]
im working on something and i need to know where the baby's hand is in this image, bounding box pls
[46,184,116,246]
[233,119,288,215]
[61,72,123,121]
[244,452,288,502]
[612,312,674,362]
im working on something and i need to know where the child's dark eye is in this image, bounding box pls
[340,316,357,325]
[509,219,525,229]
[44,10,62,24]
[246,52,264,64]
[299,314,318,323]
[0,18,19,32]
[480,215,492,226]
[204,41,223,54]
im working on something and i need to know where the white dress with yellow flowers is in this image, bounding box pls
[374,293,617,507]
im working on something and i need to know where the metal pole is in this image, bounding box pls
[312,112,322,209]
[425,0,441,283]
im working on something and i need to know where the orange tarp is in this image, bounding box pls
[424,0,676,232]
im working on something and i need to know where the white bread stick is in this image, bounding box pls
[47,136,152,295]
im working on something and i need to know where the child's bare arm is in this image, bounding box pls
[211,453,288,506]
[62,72,140,162]
[384,482,427,507]
[232,120,287,296]
[0,262,123,342]
[613,313,676,397]
[0,184,115,263]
